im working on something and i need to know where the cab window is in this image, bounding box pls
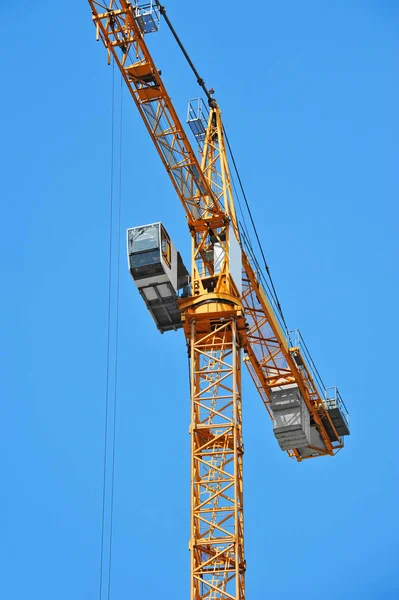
[161,227,171,267]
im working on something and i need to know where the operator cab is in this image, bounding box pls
[127,223,189,333]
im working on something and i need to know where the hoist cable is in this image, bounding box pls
[106,72,123,600]
[230,168,252,249]
[223,126,289,334]
[155,1,212,102]
[99,58,116,600]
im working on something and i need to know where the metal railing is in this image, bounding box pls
[187,98,209,150]
[134,1,160,34]
[289,329,326,397]
[325,386,350,427]
[289,330,349,426]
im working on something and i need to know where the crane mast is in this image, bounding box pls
[88,2,350,599]
[183,106,246,599]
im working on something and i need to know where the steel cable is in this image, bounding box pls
[99,57,116,600]
[223,126,289,333]
[106,71,123,600]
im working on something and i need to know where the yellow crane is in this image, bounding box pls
[87,2,350,598]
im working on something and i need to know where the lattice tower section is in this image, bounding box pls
[189,320,245,600]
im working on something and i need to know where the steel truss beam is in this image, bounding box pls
[88,0,225,227]
[190,320,245,600]
[241,252,343,459]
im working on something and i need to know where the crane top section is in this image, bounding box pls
[89,0,350,461]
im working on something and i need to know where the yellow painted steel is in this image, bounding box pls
[189,320,245,600]
[87,2,345,598]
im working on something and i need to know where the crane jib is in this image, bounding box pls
[90,0,225,225]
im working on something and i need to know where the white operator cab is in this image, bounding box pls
[127,223,190,333]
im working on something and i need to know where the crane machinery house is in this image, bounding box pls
[127,223,189,332]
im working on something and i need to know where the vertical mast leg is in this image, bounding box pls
[190,319,245,600]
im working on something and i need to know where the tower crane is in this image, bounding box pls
[87,2,350,599]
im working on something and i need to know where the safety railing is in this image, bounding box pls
[288,329,327,398]
[324,386,350,428]
[134,1,160,34]
[187,98,209,150]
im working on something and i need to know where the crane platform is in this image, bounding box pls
[324,387,350,439]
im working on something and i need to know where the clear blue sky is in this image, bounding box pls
[1,1,398,599]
